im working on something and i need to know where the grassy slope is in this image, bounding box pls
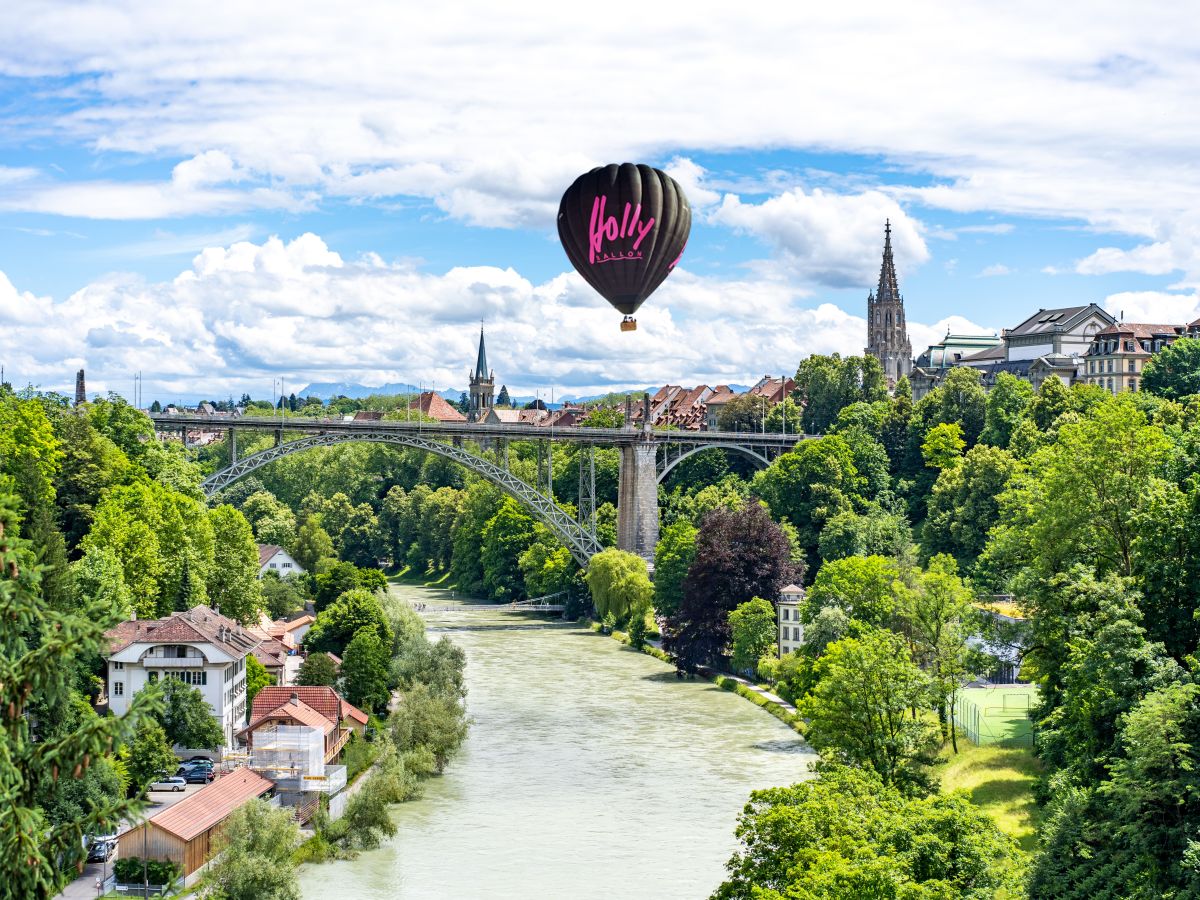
[934,738,1042,854]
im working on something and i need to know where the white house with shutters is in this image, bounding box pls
[104,606,262,749]
[257,544,304,579]
[777,584,806,657]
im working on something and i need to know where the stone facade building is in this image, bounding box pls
[1083,322,1183,394]
[865,222,913,385]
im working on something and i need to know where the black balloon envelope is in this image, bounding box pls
[557,163,691,331]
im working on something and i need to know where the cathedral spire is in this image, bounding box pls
[876,219,900,304]
[865,220,912,386]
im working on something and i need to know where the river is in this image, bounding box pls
[299,584,814,900]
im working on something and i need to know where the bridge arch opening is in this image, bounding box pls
[199,431,604,567]
[656,443,772,485]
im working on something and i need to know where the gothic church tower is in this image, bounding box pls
[865,221,913,384]
[467,325,494,422]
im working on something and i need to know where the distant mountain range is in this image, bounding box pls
[291,382,749,407]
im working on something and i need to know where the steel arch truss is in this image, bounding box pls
[656,442,774,484]
[201,431,604,566]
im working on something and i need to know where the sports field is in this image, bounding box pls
[954,684,1038,746]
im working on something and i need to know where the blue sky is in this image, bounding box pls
[0,2,1197,402]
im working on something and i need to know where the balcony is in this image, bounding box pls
[143,657,207,668]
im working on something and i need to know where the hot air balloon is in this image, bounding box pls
[557,163,691,331]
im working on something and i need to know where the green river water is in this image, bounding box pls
[299,584,814,900]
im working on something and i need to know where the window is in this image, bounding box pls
[1128,360,1136,372]
[782,608,789,621]
[283,561,292,568]
[1107,377,1114,393]
[112,682,124,696]
[792,627,800,642]
[269,562,277,569]
[1131,379,1138,391]
[1107,359,1114,373]
[1125,340,1134,351]
[111,661,124,671]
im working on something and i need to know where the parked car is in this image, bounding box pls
[175,760,213,776]
[148,776,186,792]
[184,755,214,763]
[181,768,214,784]
[86,839,115,863]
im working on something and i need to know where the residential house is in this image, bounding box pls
[116,767,275,883]
[247,685,369,743]
[777,584,806,657]
[410,390,467,422]
[257,544,304,578]
[631,385,715,430]
[105,607,261,749]
[703,385,738,430]
[1082,323,1183,394]
[541,404,588,428]
[239,690,363,763]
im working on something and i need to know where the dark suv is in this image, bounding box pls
[176,761,215,784]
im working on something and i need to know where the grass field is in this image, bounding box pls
[935,738,1042,854]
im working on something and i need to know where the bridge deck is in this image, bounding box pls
[150,413,812,449]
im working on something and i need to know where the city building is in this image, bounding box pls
[257,544,304,579]
[1083,322,1183,393]
[117,767,275,884]
[910,333,1003,399]
[105,607,260,749]
[409,390,467,422]
[467,325,495,422]
[865,221,913,385]
[912,303,1118,398]
[777,584,806,657]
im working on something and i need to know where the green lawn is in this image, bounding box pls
[935,738,1042,854]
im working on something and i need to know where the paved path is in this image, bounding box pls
[700,667,799,714]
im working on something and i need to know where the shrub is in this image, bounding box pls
[114,857,181,886]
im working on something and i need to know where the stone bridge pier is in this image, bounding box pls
[617,441,659,566]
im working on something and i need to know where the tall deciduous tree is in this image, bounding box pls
[207,504,263,624]
[154,678,224,749]
[713,763,1019,900]
[729,598,777,673]
[751,435,862,568]
[305,589,393,657]
[583,549,653,622]
[668,502,795,671]
[804,555,904,629]
[244,655,275,714]
[793,353,887,434]
[480,498,535,602]
[203,798,301,900]
[1142,336,1200,400]
[801,628,935,792]
[652,520,697,620]
[296,652,340,687]
[341,628,391,713]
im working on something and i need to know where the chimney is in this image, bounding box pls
[131,609,137,622]
[74,369,86,406]
[290,692,299,706]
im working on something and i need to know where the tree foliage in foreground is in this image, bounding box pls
[584,548,653,622]
[0,496,157,898]
[203,798,300,900]
[712,763,1019,900]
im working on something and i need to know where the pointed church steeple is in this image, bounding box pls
[467,323,495,423]
[865,220,913,386]
[473,324,489,381]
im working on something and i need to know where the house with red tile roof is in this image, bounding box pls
[117,767,274,881]
[257,543,304,578]
[238,691,351,762]
[410,390,467,422]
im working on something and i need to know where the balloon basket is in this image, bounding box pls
[620,317,637,332]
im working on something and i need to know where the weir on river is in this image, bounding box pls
[299,583,814,900]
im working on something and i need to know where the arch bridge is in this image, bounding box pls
[152,412,811,566]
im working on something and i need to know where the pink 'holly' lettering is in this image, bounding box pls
[588,196,656,264]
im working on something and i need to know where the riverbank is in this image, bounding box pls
[591,620,806,734]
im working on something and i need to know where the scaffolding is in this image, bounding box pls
[249,725,324,791]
